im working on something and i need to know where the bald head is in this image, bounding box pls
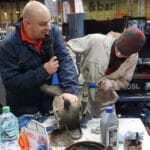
[23,1,50,19]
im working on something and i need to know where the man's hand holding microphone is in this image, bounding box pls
[43,56,59,75]
[43,56,78,103]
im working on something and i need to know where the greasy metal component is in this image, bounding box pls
[40,83,88,139]
[78,83,89,115]
[40,84,63,96]
[93,89,119,114]
[95,89,119,105]
[66,141,105,150]
[40,82,89,115]
[49,128,74,147]
[53,96,82,140]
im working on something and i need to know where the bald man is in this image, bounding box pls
[0,1,79,116]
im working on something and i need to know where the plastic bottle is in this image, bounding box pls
[0,106,20,150]
[100,106,119,150]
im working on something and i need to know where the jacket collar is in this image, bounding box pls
[14,18,24,45]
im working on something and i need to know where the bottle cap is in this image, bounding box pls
[105,106,113,113]
[2,106,10,113]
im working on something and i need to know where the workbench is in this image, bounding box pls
[51,118,150,150]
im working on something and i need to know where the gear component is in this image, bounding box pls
[53,96,82,140]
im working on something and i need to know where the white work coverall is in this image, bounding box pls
[67,33,138,117]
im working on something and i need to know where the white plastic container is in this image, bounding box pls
[100,106,119,150]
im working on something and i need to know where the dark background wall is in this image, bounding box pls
[0,77,6,105]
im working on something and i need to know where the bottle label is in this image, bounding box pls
[107,126,118,147]
[1,113,19,142]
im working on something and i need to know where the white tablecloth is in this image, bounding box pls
[51,118,150,150]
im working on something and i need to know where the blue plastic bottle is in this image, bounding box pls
[0,106,20,150]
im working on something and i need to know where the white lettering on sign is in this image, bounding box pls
[125,83,141,90]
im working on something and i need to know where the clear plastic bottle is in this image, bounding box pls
[0,106,20,150]
[100,106,119,150]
